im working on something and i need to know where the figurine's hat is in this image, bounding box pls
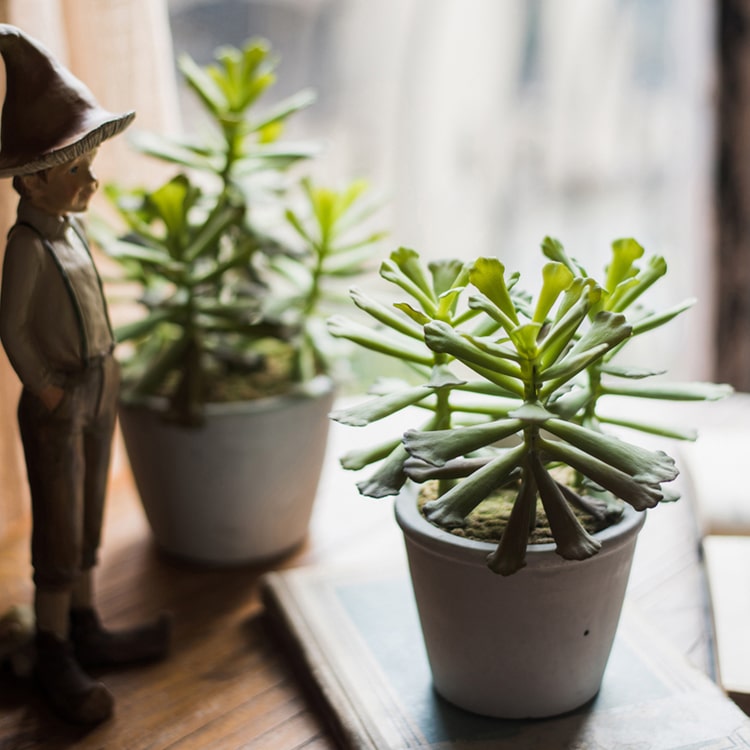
[0,24,135,178]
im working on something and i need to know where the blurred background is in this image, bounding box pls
[165,0,716,381]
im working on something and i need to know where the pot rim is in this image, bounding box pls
[394,484,647,570]
[119,374,335,417]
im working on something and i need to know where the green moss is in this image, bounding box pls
[418,479,610,546]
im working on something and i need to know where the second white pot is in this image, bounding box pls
[119,376,335,566]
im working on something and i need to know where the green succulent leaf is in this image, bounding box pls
[597,415,698,441]
[539,343,610,390]
[405,456,494,482]
[568,310,632,357]
[557,482,624,526]
[601,381,734,401]
[608,254,667,313]
[340,437,403,471]
[539,437,663,511]
[387,248,435,300]
[629,299,696,337]
[350,288,424,339]
[467,292,518,333]
[541,236,587,276]
[328,315,433,365]
[250,88,316,133]
[531,453,602,561]
[114,309,176,342]
[533,262,575,324]
[329,385,435,426]
[423,444,526,526]
[429,259,469,297]
[178,52,227,116]
[185,203,245,263]
[487,468,537,575]
[543,418,679,484]
[538,289,591,369]
[509,322,542,360]
[127,130,223,172]
[605,238,644,294]
[356,443,410,497]
[402,419,523,466]
[423,321,525,395]
[599,363,667,379]
[469,258,519,327]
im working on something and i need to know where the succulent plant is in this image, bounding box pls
[93,39,382,425]
[330,239,731,574]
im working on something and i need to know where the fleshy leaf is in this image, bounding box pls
[609,254,667,313]
[543,418,679,484]
[469,258,519,325]
[539,438,663,511]
[330,385,435,426]
[340,437,403,470]
[429,259,469,297]
[423,444,526,526]
[541,236,588,276]
[487,468,537,575]
[533,262,575,324]
[601,381,734,401]
[403,419,523,466]
[606,238,644,293]
[531,453,602,561]
[327,316,433,365]
[356,443,410,498]
[350,287,424,339]
[404,456,493,482]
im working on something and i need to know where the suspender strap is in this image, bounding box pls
[68,218,116,343]
[10,220,114,364]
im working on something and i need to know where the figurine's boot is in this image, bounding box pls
[69,607,171,668]
[34,631,114,725]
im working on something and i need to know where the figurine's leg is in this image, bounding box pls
[17,387,114,725]
[69,357,170,668]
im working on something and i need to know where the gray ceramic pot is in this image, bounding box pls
[119,376,335,565]
[395,488,646,718]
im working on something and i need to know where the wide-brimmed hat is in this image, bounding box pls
[0,24,135,178]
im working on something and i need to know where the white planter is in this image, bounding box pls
[118,376,334,566]
[394,489,646,719]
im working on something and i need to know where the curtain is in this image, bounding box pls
[0,0,180,538]
[172,0,713,382]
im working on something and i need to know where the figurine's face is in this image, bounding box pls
[22,150,99,216]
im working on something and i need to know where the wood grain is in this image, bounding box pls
[0,396,736,748]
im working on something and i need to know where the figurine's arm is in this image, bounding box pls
[0,229,64,403]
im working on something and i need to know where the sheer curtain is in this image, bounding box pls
[0,0,180,537]
[168,0,714,381]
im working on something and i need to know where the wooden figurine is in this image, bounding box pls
[0,25,169,725]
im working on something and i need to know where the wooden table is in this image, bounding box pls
[0,397,727,749]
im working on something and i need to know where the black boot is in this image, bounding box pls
[34,631,113,725]
[70,608,170,668]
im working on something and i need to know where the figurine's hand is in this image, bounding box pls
[39,385,65,412]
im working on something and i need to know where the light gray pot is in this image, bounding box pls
[395,489,646,719]
[118,376,335,566]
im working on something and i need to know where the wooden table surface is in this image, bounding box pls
[0,396,733,749]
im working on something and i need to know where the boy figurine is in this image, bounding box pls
[0,26,169,725]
